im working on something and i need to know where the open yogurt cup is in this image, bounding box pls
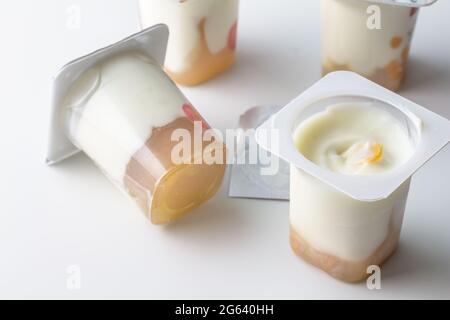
[256,71,450,282]
[321,0,438,91]
[47,25,227,224]
[138,0,239,86]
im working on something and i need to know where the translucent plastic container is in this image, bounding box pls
[289,96,418,282]
[321,0,427,91]
[138,0,239,86]
[256,72,450,282]
[63,52,226,224]
[290,169,411,282]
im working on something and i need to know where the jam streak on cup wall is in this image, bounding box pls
[139,0,239,86]
[255,72,450,282]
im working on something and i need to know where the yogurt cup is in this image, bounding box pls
[138,0,239,86]
[256,71,450,282]
[47,25,226,224]
[321,0,438,91]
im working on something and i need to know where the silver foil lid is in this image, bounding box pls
[46,24,169,165]
[228,105,290,201]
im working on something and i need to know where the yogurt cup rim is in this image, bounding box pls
[255,71,450,202]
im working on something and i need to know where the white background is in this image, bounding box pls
[1,0,450,299]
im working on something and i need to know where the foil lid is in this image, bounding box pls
[256,71,450,202]
[364,0,438,7]
[46,24,169,165]
[228,105,290,201]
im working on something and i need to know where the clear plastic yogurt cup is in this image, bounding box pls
[47,25,226,224]
[256,71,450,282]
[321,0,438,91]
[138,0,239,86]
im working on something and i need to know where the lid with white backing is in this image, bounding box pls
[255,71,450,202]
[46,24,169,165]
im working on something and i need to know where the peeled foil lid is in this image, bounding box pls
[46,24,169,165]
[363,0,438,7]
[228,105,290,201]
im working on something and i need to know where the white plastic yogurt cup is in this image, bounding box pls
[321,0,438,91]
[256,71,450,282]
[289,97,417,282]
[138,0,239,86]
[47,26,226,225]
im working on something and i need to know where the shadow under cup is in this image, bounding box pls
[321,0,420,91]
[64,53,226,224]
[289,95,421,282]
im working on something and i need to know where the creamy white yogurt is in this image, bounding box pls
[139,0,239,72]
[294,103,414,175]
[321,0,417,75]
[64,53,186,184]
[290,103,415,261]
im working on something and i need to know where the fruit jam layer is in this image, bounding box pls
[290,222,401,282]
[124,115,226,224]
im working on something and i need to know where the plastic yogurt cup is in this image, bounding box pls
[290,100,414,282]
[256,71,450,282]
[138,0,239,86]
[47,26,226,224]
[321,0,438,91]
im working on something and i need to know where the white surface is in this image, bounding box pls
[1,0,449,299]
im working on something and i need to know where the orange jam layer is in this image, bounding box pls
[166,20,237,86]
[322,47,410,92]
